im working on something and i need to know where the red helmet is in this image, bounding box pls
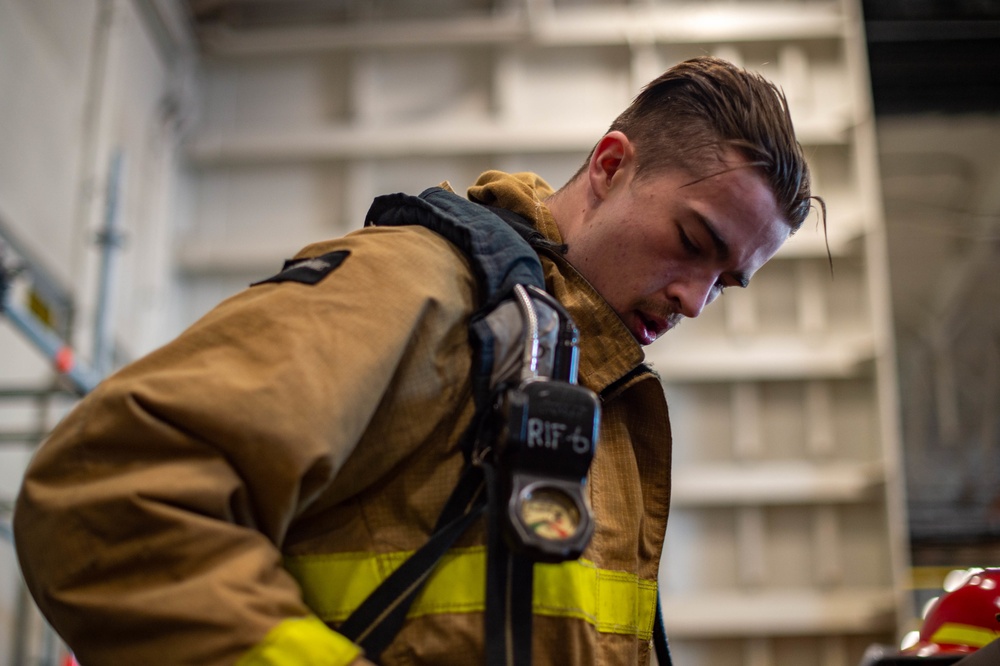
[901,568,1000,657]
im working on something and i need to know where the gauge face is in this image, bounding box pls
[519,487,581,541]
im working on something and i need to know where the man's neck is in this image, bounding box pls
[543,176,587,246]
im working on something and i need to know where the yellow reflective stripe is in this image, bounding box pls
[931,622,1000,649]
[236,616,361,666]
[534,558,658,637]
[285,546,658,640]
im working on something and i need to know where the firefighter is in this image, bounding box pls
[14,57,817,665]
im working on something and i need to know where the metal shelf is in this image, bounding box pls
[662,587,898,638]
[671,461,885,506]
[196,4,846,56]
[184,115,852,166]
[647,333,876,382]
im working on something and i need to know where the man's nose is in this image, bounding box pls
[668,278,717,319]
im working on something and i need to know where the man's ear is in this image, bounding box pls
[588,131,634,201]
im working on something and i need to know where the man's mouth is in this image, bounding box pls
[631,310,679,346]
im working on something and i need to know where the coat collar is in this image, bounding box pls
[467,171,649,397]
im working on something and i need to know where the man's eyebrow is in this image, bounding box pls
[693,211,750,288]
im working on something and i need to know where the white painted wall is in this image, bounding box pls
[0,0,96,278]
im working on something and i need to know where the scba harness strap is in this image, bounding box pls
[339,187,671,666]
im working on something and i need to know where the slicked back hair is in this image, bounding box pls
[580,56,819,232]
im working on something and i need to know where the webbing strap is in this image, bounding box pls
[484,549,533,666]
[483,461,533,666]
[336,466,487,661]
[654,593,674,666]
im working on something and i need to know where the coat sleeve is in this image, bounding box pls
[13,225,477,666]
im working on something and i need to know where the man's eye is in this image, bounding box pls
[679,229,699,255]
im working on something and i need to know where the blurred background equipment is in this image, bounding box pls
[857,568,1000,665]
[900,568,1000,659]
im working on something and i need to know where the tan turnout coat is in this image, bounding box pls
[14,171,672,665]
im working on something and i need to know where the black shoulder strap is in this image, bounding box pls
[654,593,674,666]
[367,187,546,416]
[335,464,488,658]
[366,187,545,311]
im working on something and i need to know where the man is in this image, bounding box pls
[14,57,817,665]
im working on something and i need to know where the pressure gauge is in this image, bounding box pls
[506,477,593,562]
[519,486,582,542]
